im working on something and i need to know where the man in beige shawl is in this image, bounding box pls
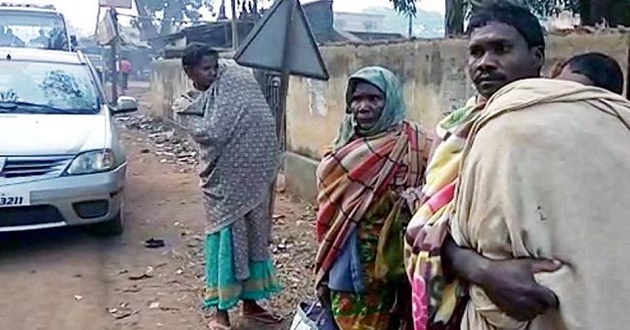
[453,77,630,329]
[406,3,630,330]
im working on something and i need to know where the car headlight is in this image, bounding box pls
[65,149,116,175]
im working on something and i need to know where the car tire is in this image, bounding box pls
[90,210,124,237]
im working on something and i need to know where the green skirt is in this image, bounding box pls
[203,226,282,311]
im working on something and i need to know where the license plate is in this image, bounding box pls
[0,190,30,207]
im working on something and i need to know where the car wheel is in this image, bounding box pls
[90,209,124,236]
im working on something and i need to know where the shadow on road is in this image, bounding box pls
[0,226,123,260]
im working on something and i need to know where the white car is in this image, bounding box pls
[0,47,137,235]
[0,3,72,51]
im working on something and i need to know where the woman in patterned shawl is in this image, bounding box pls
[172,43,283,330]
[315,66,434,330]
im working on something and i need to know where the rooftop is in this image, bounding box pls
[335,12,385,18]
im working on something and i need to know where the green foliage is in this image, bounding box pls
[521,0,580,17]
[389,0,418,16]
[465,0,580,16]
[134,0,214,24]
[132,0,214,39]
[390,0,628,32]
[133,0,262,35]
[137,0,213,13]
[388,0,583,18]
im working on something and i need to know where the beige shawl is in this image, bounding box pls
[452,78,630,330]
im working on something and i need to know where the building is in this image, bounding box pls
[542,10,580,31]
[157,20,256,51]
[301,0,342,42]
[303,0,404,42]
[156,0,405,55]
[334,12,387,33]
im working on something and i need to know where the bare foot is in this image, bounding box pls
[241,300,283,324]
[208,310,231,330]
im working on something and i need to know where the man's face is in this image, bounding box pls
[468,22,542,99]
[185,55,219,91]
[350,82,385,131]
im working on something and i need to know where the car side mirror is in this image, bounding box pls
[111,96,138,114]
[70,35,78,47]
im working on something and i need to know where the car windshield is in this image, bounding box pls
[0,60,99,114]
[0,11,68,51]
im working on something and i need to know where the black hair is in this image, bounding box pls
[467,2,545,52]
[182,43,219,68]
[563,52,624,94]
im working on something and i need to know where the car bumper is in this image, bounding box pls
[0,164,126,232]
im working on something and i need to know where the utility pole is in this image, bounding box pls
[109,7,120,101]
[408,13,413,38]
[231,0,238,50]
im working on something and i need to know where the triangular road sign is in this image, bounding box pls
[234,0,329,81]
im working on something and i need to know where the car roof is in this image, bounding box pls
[0,3,59,13]
[0,7,59,14]
[0,47,85,65]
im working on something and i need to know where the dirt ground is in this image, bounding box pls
[0,85,318,329]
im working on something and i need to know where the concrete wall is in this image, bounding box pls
[283,34,630,201]
[287,34,630,161]
[149,59,192,119]
[287,38,474,161]
[148,34,630,202]
[148,51,242,120]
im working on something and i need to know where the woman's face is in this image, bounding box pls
[186,55,219,91]
[349,82,385,131]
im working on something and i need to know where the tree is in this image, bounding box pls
[389,0,418,17]
[389,0,419,38]
[473,0,630,27]
[524,0,630,26]
[389,0,465,36]
[132,0,263,44]
[390,0,630,38]
[132,0,214,41]
[445,0,465,35]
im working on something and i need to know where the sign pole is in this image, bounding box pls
[233,0,329,219]
[231,0,239,50]
[269,0,295,219]
[277,0,294,145]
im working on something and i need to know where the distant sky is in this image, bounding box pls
[6,0,445,34]
[328,0,444,14]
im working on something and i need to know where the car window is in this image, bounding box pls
[0,11,68,51]
[0,60,99,114]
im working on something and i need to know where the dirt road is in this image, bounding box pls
[0,90,317,329]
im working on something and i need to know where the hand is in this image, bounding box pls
[477,258,562,321]
[316,285,332,309]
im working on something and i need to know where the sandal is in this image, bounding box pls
[207,320,231,330]
[241,310,284,324]
[143,238,166,249]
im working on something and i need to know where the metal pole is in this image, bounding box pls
[269,0,296,218]
[408,13,413,38]
[109,7,119,101]
[277,1,294,147]
[231,0,238,50]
